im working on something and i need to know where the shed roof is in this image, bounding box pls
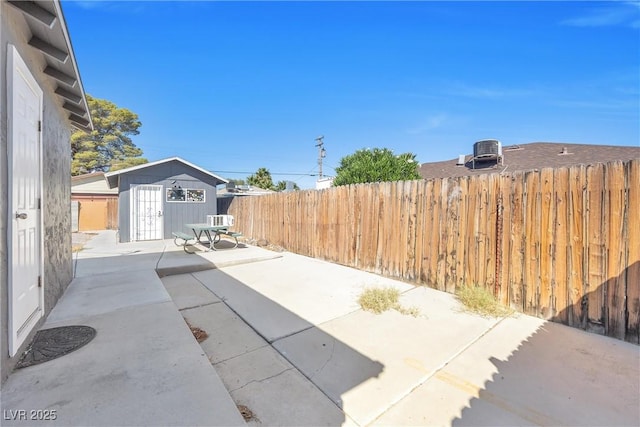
[7,0,92,131]
[104,157,228,189]
[71,172,117,195]
[419,142,640,180]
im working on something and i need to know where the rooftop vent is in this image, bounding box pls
[456,154,466,166]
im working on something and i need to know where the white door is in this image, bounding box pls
[130,185,163,241]
[7,45,44,356]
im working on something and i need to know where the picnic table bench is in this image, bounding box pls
[173,223,243,252]
[172,231,197,252]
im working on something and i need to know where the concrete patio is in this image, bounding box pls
[2,231,638,426]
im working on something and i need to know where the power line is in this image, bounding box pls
[209,169,318,177]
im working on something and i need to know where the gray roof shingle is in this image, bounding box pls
[419,142,640,180]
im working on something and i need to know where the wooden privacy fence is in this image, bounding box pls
[75,197,118,231]
[227,159,640,343]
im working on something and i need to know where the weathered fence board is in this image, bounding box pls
[508,173,525,311]
[524,171,540,316]
[228,159,640,342]
[626,160,640,343]
[586,163,607,334]
[567,165,586,328]
[606,161,627,339]
[553,168,569,324]
[540,168,555,319]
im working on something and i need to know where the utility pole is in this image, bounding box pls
[315,135,326,179]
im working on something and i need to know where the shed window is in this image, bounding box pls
[166,188,205,203]
[186,189,205,202]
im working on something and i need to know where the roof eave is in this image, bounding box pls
[53,0,93,131]
[104,157,229,185]
[8,0,93,132]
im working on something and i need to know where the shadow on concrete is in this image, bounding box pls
[452,265,640,427]
[452,321,639,426]
[73,241,383,425]
[187,238,247,252]
[73,240,261,279]
[190,267,385,422]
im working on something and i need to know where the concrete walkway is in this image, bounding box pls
[2,231,277,426]
[167,257,640,426]
[2,231,639,426]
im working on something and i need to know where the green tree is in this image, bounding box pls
[275,180,300,191]
[109,157,149,172]
[71,95,147,175]
[333,148,421,186]
[247,167,275,190]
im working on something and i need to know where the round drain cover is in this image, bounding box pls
[16,325,96,369]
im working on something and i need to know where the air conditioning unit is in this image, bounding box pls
[474,139,500,159]
[206,215,234,227]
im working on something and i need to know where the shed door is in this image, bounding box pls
[7,45,44,356]
[130,185,164,241]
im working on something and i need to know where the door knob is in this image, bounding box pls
[15,212,27,220]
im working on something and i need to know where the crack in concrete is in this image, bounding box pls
[369,316,510,425]
[269,325,315,344]
[211,344,271,365]
[178,300,222,311]
[228,367,294,393]
[310,337,336,380]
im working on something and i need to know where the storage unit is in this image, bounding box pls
[105,157,228,242]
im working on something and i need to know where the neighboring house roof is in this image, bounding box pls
[217,184,275,198]
[71,172,118,195]
[419,142,640,180]
[7,0,92,131]
[104,157,228,189]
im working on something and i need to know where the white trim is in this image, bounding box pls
[130,184,164,241]
[7,45,44,357]
[129,184,136,242]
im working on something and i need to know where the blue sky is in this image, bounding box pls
[63,0,639,189]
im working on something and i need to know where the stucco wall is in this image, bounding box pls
[1,2,74,384]
[42,97,73,310]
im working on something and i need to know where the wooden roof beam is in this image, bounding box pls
[43,66,76,87]
[7,1,57,28]
[28,36,68,62]
[69,113,90,128]
[55,86,82,104]
[63,102,87,116]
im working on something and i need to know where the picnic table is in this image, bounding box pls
[173,223,242,251]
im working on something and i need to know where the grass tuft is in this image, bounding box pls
[395,305,421,317]
[456,286,513,318]
[358,287,419,317]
